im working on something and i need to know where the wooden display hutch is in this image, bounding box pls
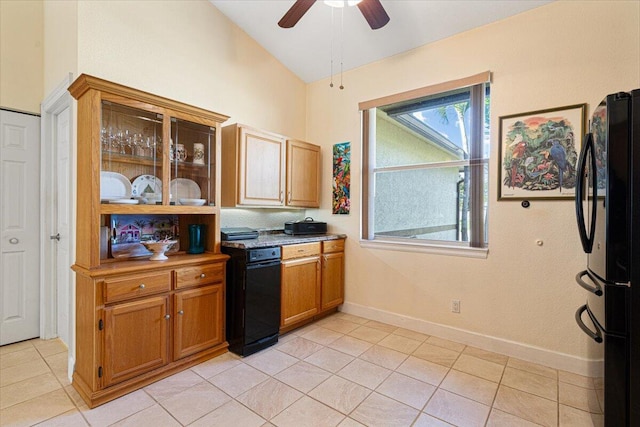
[69,74,230,408]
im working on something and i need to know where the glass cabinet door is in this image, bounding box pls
[101,101,164,204]
[170,118,215,206]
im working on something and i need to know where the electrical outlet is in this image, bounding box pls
[451,299,461,313]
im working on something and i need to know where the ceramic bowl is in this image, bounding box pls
[141,240,177,261]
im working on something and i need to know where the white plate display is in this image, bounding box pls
[109,199,139,204]
[131,175,162,197]
[170,178,201,200]
[179,198,206,206]
[100,171,132,201]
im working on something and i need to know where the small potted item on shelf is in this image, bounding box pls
[141,192,161,205]
[193,143,205,165]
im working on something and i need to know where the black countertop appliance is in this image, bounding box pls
[574,89,640,426]
[284,217,327,235]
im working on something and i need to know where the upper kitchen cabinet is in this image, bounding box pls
[221,124,285,206]
[68,74,229,268]
[221,124,321,208]
[286,139,320,208]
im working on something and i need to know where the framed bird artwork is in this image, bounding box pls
[498,103,586,200]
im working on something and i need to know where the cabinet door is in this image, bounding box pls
[281,256,321,327]
[174,284,224,359]
[286,140,320,207]
[103,296,169,387]
[239,128,285,206]
[321,252,344,311]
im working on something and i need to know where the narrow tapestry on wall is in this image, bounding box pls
[333,142,350,214]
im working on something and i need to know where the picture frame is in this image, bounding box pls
[498,103,586,200]
[332,142,350,214]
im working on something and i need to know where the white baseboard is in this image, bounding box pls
[68,355,75,384]
[340,301,603,378]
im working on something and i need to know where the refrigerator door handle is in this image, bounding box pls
[575,304,603,343]
[575,132,597,253]
[575,270,603,296]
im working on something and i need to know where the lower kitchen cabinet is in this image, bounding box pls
[321,239,345,311]
[72,254,229,408]
[174,284,224,359]
[103,296,170,387]
[280,239,345,331]
[281,248,321,327]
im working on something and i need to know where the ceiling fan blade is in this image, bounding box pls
[278,0,317,28]
[357,0,390,30]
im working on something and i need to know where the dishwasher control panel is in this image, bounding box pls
[247,247,281,263]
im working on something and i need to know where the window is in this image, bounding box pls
[360,72,490,257]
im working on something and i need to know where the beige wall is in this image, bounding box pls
[306,0,640,363]
[43,0,78,95]
[0,0,44,113]
[74,0,306,139]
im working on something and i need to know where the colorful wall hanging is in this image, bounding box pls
[498,103,586,200]
[333,142,351,214]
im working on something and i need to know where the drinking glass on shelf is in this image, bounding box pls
[133,133,144,156]
[110,129,121,153]
[144,136,153,158]
[101,127,109,151]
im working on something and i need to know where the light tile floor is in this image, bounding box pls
[0,312,604,427]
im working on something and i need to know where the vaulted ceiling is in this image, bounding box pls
[211,0,552,83]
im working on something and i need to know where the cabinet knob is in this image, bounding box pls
[178,310,184,315]
[164,314,171,319]
[200,273,206,278]
[139,284,145,289]
[288,191,292,203]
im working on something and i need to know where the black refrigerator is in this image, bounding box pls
[575,89,640,426]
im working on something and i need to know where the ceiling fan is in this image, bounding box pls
[278,0,390,30]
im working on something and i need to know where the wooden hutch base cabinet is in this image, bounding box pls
[69,74,230,408]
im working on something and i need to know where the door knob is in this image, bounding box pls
[50,233,60,241]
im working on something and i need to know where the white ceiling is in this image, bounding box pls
[210,0,552,83]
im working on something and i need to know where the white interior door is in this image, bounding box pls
[0,109,41,345]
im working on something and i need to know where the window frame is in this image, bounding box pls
[359,72,491,258]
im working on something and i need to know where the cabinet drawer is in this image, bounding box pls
[175,263,224,289]
[281,242,321,260]
[104,271,171,303]
[322,239,344,254]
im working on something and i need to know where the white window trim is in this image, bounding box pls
[359,239,489,259]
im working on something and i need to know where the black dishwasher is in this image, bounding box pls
[223,246,281,356]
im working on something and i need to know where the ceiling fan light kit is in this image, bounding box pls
[324,0,362,7]
[278,0,389,30]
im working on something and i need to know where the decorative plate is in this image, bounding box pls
[100,171,132,201]
[170,178,201,200]
[131,175,162,197]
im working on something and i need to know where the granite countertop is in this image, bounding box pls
[220,232,346,249]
